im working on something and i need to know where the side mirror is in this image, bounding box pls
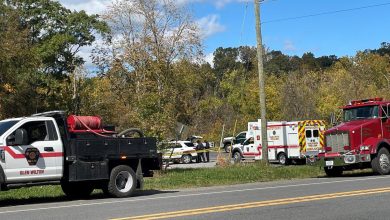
[330,112,336,126]
[14,129,29,145]
[6,134,15,146]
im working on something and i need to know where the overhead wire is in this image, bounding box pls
[239,2,249,45]
[223,2,250,142]
[262,2,390,24]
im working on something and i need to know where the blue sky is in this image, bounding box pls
[59,0,390,65]
[195,0,390,58]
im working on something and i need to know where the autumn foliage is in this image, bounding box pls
[1,0,390,142]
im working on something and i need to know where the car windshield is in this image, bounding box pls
[0,120,20,136]
[343,106,379,122]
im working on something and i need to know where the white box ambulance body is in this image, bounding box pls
[232,119,325,164]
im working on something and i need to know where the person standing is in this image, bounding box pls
[196,140,206,163]
[204,140,210,162]
[195,140,200,163]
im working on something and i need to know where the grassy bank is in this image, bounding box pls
[145,163,323,189]
[0,163,325,202]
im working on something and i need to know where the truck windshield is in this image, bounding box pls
[343,106,379,122]
[0,120,20,136]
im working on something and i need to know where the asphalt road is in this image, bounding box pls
[2,174,390,220]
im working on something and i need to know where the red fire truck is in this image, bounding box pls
[317,97,390,176]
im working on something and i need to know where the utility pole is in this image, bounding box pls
[254,0,268,162]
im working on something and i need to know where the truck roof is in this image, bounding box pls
[0,116,55,122]
[341,98,389,110]
[31,110,65,117]
[0,111,65,122]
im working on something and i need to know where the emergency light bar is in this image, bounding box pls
[349,97,383,105]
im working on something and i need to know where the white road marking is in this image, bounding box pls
[1,175,390,215]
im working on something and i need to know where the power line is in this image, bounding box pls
[239,2,249,44]
[259,0,278,4]
[262,2,390,24]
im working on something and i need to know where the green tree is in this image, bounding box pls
[93,0,202,138]
[9,0,109,76]
[0,0,109,117]
[264,50,291,75]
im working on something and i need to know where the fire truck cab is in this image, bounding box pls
[317,97,390,176]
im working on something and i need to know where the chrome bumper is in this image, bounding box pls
[315,154,371,167]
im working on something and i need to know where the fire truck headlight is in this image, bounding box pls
[319,149,325,153]
[360,146,370,151]
[344,155,356,164]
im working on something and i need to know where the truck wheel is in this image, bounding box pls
[61,181,94,198]
[181,154,192,164]
[107,165,136,198]
[278,152,288,165]
[233,151,242,163]
[324,166,343,177]
[372,148,390,175]
[224,144,231,153]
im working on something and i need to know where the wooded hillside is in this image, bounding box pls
[1,0,390,141]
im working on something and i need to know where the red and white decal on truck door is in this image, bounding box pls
[2,146,63,160]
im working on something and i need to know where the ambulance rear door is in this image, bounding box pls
[304,121,324,157]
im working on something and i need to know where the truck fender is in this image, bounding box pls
[372,139,390,155]
[231,147,243,158]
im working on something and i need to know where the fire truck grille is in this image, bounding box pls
[325,132,349,153]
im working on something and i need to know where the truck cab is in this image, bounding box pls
[318,98,390,176]
[0,116,64,183]
[231,137,257,163]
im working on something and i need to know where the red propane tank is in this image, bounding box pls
[67,115,102,132]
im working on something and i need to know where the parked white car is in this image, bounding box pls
[162,141,197,164]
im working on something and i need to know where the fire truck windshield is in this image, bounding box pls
[0,120,20,136]
[343,105,379,122]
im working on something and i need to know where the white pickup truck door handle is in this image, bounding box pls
[44,147,54,152]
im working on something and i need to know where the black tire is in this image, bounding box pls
[371,148,390,175]
[224,144,231,153]
[61,181,94,198]
[106,165,136,198]
[278,152,288,165]
[324,166,343,177]
[233,151,242,163]
[181,154,192,164]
